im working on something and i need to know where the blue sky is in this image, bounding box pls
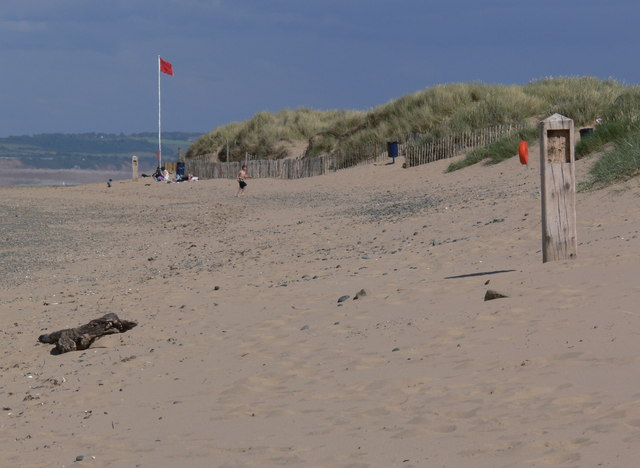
[1,0,638,137]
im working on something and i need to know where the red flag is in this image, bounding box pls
[160,58,173,76]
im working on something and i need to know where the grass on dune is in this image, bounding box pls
[578,87,640,189]
[185,108,363,161]
[187,77,640,189]
[580,134,640,190]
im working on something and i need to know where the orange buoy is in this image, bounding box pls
[518,140,529,165]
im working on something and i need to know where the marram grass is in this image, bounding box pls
[187,77,640,188]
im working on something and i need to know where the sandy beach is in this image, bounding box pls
[1,151,639,468]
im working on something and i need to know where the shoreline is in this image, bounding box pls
[0,168,136,188]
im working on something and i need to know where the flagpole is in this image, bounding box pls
[158,55,162,169]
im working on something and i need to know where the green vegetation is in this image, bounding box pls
[578,86,640,189]
[523,76,621,126]
[187,77,623,160]
[576,87,640,157]
[188,77,640,189]
[0,132,201,170]
[580,135,640,190]
[185,109,363,161]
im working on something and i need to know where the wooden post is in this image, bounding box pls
[539,113,577,262]
[131,155,138,181]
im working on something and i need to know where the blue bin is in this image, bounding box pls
[387,141,399,158]
[176,162,186,176]
[579,128,594,139]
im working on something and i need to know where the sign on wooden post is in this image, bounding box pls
[132,155,139,181]
[539,114,577,262]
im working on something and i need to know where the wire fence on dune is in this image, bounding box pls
[183,124,526,180]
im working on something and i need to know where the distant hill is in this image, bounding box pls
[0,132,202,171]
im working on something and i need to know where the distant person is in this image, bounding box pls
[175,173,193,182]
[162,167,171,183]
[153,167,163,181]
[107,178,112,188]
[236,165,250,197]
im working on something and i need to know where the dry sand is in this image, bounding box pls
[1,151,639,468]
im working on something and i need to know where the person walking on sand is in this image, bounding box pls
[236,164,250,197]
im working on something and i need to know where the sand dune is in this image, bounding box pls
[1,151,639,467]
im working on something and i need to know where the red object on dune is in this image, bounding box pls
[518,140,528,165]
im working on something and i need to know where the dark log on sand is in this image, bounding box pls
[38,313,137,354]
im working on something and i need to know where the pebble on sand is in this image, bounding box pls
[354,289,368,300]
[484,289,509,301]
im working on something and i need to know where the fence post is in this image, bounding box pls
[539,114,578,263]
[131,155,138,181]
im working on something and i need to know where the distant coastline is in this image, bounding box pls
[0,131,200,186]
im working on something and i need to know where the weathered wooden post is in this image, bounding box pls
[539,114,577,262]
[132,155,139,181]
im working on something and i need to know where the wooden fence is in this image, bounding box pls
[182,124,526,180]
[185,145,389,180]
[404,124,527,168]
[333,141,389,170]
[186,156,334,180]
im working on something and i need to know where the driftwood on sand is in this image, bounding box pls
[38,313,137,354]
